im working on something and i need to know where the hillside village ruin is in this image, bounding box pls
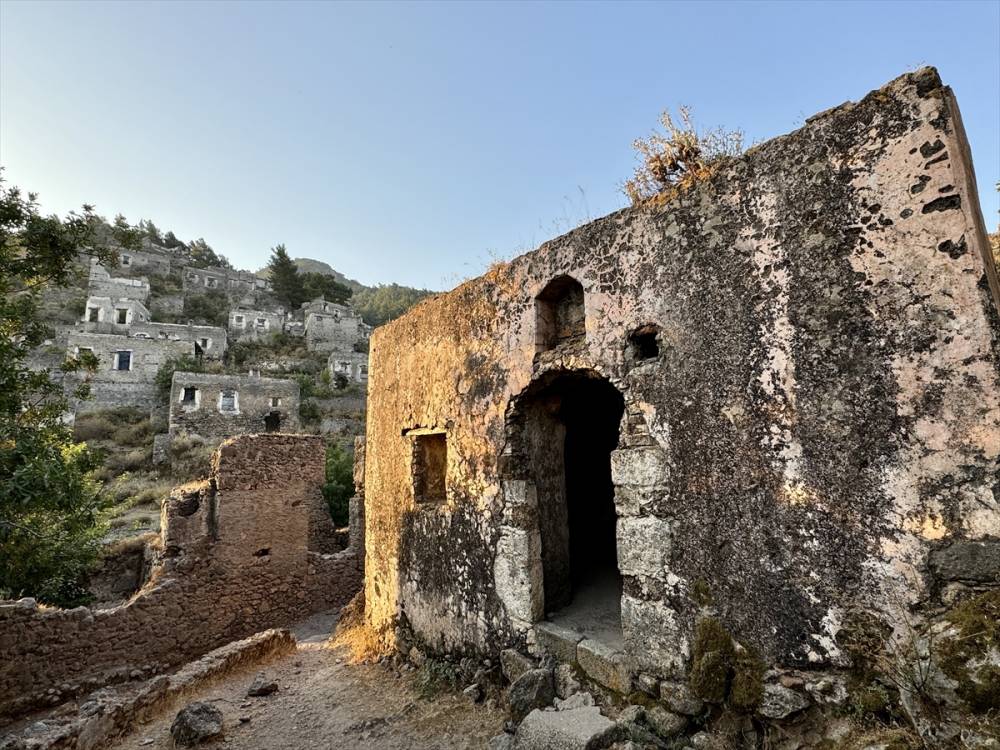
[33,245,372,455]
[3,68,1000,750]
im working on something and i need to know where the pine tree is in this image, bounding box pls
[268,244,304,309]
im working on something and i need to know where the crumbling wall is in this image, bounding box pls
[0,434,361,722]
[363,68,1000,679]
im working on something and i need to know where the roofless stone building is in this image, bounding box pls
[362,68,1000,693]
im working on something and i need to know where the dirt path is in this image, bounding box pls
[109,613,505,750]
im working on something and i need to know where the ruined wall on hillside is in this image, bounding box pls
[0,434,361,722]
[362,67,1000,681]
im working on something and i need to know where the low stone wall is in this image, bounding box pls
[0,434,362,723]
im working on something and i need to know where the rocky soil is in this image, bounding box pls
[108,613,505,750]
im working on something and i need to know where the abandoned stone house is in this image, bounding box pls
[183,265,271,295]
[67,331,194,412]
[362,68,1000,696]
[88,259,150,302]
[303,297,370,353]
[116,245,173,275]
[167,370,301,438]
[228,307,286,340]
[82,295,151,327]
[328,350,369,384]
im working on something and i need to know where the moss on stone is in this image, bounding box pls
[937,590,1000,714]
[728,648,765,712]
[687,616,763,711]
[691,578,713,607]
[689,649,730,704]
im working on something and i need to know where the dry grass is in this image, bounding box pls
[328,591,392,664]
[624,106,743,207]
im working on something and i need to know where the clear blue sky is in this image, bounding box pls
[1,1,997,290]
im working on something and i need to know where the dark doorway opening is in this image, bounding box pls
[264,411,282,432]
[519,372,624,636]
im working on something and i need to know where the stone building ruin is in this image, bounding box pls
[362,68,1000,703]
[303,298,371,354]
[0,434,362,725]
[167,371,301,439]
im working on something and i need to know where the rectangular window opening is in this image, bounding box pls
[116,308,128,324]
[412,433,447,505]
[220,389,237,412]
[115,351,131,371]
[181,386,197,403]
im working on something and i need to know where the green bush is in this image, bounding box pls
[322,442,353,526]
[299,400,321,424]
[182,292,229,326]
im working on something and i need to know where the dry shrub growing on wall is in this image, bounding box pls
[624,106,743,207]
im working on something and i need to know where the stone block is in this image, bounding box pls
[928,540,1000,583]
[577,638,632,695]
[495,526,544,627]
[621,596,686,676]
[501,649,535,683]
[534,621,584,665]
[616,517,672,579]
[513,706,617,750]
[610,447,670,488]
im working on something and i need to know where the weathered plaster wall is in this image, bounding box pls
[0,435,360,722]
[363,69,1000,677]
[304,305,367,353]
[228,309,285,341]
[168,372,301,439]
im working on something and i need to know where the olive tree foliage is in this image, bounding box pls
[0,173,140,606]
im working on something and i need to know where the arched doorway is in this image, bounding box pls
[514,370,624,630]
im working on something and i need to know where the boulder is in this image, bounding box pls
[758,684,810,719]
[170,702,223,746]
[501,649,536,683]
[554,663,581,699]
[555,691,595,710]
[514,706,617,750]
[659,680,705,716]
[488,733,515,750]
[644,705,687,739]
[508,668,555,723]
[247,673,278,697]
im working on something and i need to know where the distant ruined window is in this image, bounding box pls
[234,315,244,325]
[411,432,447,505]
[181,386,199,406]
[219,389,238,412]
[271,396,281,407]
[87,307,100,322]
[535,275,585,352]
[200,338,209,349]
[116,308,128,324]
[256,318,267,329]
[121,254,131,265]
[114,350,132,371]
[206,278,218,289]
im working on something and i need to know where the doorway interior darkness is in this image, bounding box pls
[520,371,624,634]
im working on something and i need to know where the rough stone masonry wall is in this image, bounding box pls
[362,68,1000,677]
[0,434,361,723]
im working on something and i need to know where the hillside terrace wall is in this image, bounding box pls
[0,434,360,723]
[228,308,285,341]
[168,371,301,438]
[362,68,1000,682]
